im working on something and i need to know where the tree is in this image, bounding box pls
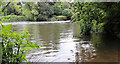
[72,2,120,37]
[52,3,63,16]
[62,9,73,19]
[72,2,105,35]
[22,2,54,21]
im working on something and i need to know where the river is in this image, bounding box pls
[3,21,120,62]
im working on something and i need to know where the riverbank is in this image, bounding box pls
[2,20,71,25]
[0,15,70,22]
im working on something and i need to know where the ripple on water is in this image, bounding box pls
[40,47,53,50]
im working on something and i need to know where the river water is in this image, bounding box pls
[3,21,120,62]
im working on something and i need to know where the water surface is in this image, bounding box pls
[7,21,119,62]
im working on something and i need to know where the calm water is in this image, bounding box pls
[5,21,120,62]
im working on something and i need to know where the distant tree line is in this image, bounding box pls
[0,2,73,21]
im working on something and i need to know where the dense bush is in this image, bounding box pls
[22,2,71,21]
[0,23,41,63]
[0,15,27,21]
[62,9,73,20]
[37,14,48,21]
[50,17,58,21]
[23,2,54,21]
[72,2,106,35]
[72,2,120,37]
[52,3,63,16]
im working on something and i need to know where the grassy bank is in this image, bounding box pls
[50,15,67,21]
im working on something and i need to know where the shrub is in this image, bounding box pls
[0,15,27,21]
[50,17,58,21]
[37,14,48,21]
[62,9,73,20]
[52,3,63,15]
[0,23,41,63]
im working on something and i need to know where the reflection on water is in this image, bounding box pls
[90,33,120,62]
[11,21,120,62]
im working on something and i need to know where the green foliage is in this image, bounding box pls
[1,2,71,21]
[72,2,120,37]
[50,15,67,21]
[2,2,11,12]
[60,2,71,9]
[22,2,37,21]
[37,14,48,21]
[0,2,22,16]
[0,15,27,21]
[92,20,104,33]
[52,3,63,16]
[36,2,54,21]
[22,2,54,21]
[62,9,73,19]
[6,2,22,15]
[1,23,41,62]
[50,15,58,21]
[98,2,120,36]
[56,15,66,17]
[72,2,106,35]
[22,2,71,21]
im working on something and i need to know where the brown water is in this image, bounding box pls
[8,21,120,62]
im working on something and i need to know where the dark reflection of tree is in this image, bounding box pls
[90,33,120,62]
[75,33,120,62]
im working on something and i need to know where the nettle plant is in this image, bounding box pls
[1,23,41,63]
